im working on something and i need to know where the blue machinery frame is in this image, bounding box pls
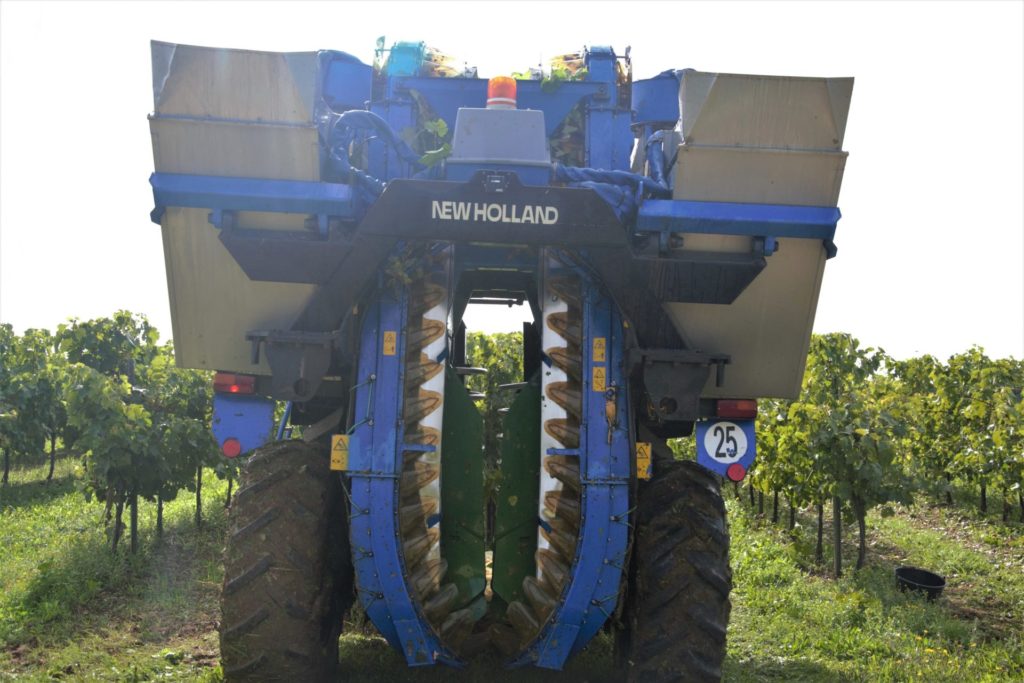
[150,176,841,259]
[636,199,841,258]
[516,256,631,668]
[346,286,459,666]
[345,253,630,669]
[153,43,846,670]
[149,45,842,259]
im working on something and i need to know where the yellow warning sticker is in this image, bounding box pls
[592,337,606,363]
[636,442,652,480]
[383,331,397,356]
[592,365,606,392]
[330,434,349,471]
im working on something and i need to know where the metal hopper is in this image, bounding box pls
[667,69,854,399]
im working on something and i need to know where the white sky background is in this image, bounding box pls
[0,0,1021,361]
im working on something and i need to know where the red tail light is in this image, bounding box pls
[716,399,757,419]
[213,372,256,395]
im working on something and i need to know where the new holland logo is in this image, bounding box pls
[431,200,559,225]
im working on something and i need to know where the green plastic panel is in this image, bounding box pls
[491,381,541,604]
[440,366,487,606]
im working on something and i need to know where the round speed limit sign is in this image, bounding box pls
[702,420,748,464]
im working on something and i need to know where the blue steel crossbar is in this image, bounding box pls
[637,199,841,240]
[149,172,357,223]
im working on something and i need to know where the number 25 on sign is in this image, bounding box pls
[696,419,756,482]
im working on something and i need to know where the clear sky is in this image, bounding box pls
[1,0,1021,361]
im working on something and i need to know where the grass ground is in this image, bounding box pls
[0,457,224,681]
[723,496,1024,682]
[1,458,1022,681]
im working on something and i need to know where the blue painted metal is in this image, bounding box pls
[567,277,631,657]
[696,418,757,479]
[211,393,276,455]
[347,283,459,668]
[275,401,292,441]
[633,72,680,124]
[583,47,633,172]
[637,198,841,240]
[320,50,373,112]
[366,45,632,180]
[517,80,606,140]
[369,83,415,185]
[149,173,357,223]
[512,252,631,670]
[151,43,845,262]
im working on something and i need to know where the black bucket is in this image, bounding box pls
[895,566,946,600]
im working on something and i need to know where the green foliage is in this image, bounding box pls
[464,331,523,448]
[541,65,588,93]
[464,331,524,502]
[422,118,448,139]
[0,326,69,474]
[464,331,524,399]
[65,363,159,510]
[961,356,1023,495]
[668,435,696,461]
[419,142,452,168]
[417,117,451,167]
[775,334,912,518]
[403,89,452,168]
[753,332,1022,574]
[139,344,219,502]
[890,354,948,497]
[936,347,993,485]
[57,310,158,379]
[990,376,1024,497]
[15,314,221,550]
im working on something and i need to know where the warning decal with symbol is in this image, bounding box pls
[636,442,652,480]
[330,434,350,471]
[382,331,397,356]
[592,366,606,392]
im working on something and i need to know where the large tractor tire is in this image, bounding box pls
[622,459,732,683]
[220,440,352,682]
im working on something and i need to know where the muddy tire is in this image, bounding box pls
[622,459,732,683]
[220,440,352,682]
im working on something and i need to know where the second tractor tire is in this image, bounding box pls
[219,440,352,682]
[623,459,732,683]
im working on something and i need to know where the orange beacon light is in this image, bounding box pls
[486,76,517,109]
